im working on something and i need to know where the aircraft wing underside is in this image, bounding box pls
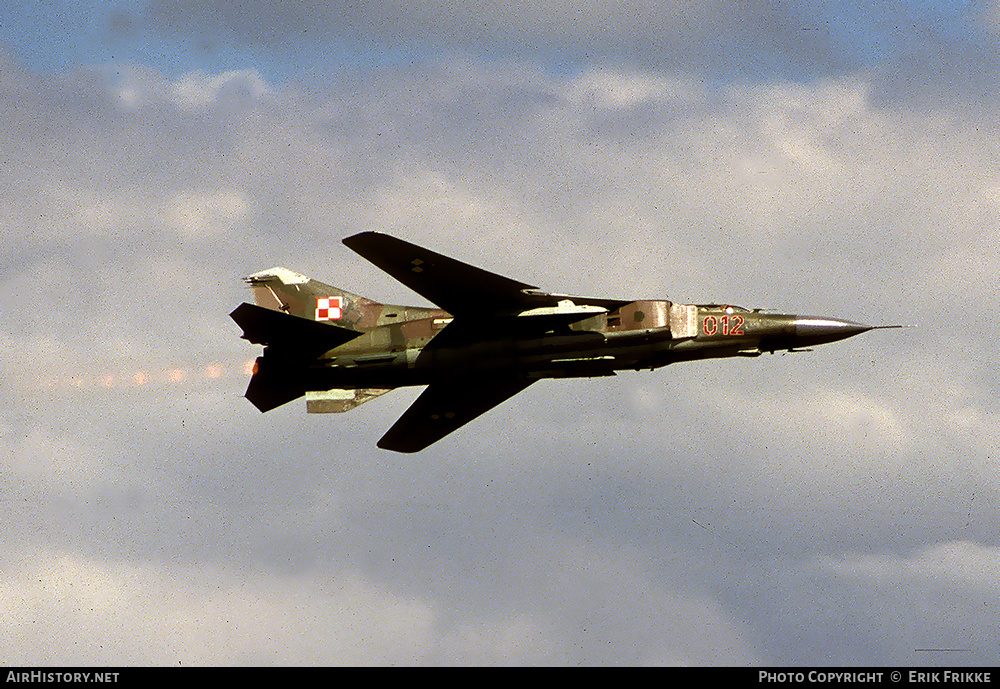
[378,378,535,452]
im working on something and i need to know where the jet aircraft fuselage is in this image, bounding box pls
[231,232,899,452]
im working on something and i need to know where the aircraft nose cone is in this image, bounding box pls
[793,317,872,339]
[790,316,876,347]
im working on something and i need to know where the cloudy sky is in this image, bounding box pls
[2,0,999,666]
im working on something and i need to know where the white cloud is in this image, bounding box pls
[165,190,250,236]
[171,69,270,110]
[0,549,438,665]
[820,541,1000,591]
[365,169,507,232]
[562,70,707,110]
[980,1,1000,32]
[0,543,760,665]
[0,423,126,498]
[2,53,999,665]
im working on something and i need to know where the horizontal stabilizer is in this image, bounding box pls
[230,302,362,358]
[244,357,305,412]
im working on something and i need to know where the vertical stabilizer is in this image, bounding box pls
[245,267,375,330]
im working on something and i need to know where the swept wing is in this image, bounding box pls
[340,232,632,449]
[342,231,626,317]
[377,378,535,452]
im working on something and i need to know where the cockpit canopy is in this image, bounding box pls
[696,304,750,312]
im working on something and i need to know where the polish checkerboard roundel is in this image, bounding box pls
[315,296,343,321]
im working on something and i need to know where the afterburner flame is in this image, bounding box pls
[18,359,256,392]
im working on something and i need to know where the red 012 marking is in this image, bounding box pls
[703,314,744,336]
[703,315,718,335]
[722,314,745,335]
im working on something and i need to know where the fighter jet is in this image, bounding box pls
[231,232,900,452]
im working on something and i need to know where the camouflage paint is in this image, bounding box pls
[232,232,899,451]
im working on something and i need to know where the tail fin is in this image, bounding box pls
[244,267,378,330]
